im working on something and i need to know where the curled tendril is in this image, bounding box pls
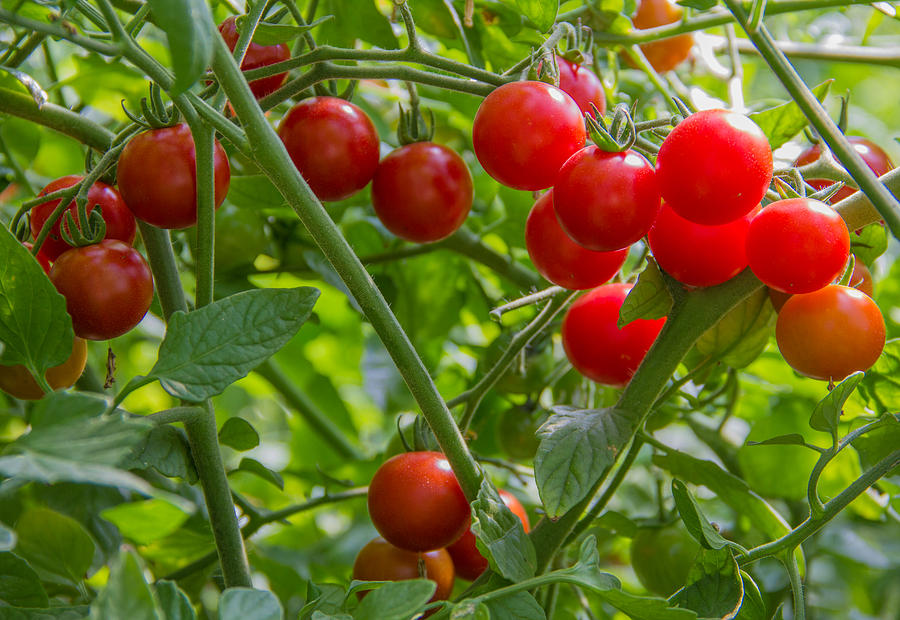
[120,83,178,129]
[397,82,435,145]
[587,103,636,152]
[59,202,106,247]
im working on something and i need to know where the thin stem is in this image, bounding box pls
[188,121,216,309]
[730,38,900,68]
[784,551,805,620]
[490,287,566,320]
[0,87,114,150]
[138,223,188,319]
[441,228,541,290]
[146,407,205,425]
[0,8,119,56]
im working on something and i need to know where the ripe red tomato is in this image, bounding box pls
[352,537,454,603]
[553,147,660,252]
[218,16,291,100]
[562,283,666,387]
[776,285,885,381]
[117,124,231,229]
[525,190,627,289]
[371,142,473,243]
[278,96,380,202]
[656,109,773,225]
[446,489,530,581]
[746,198,850,294]
[795,136,895,203]
[556,57,606,118]
[768,260,873,312]
[0,337,87,401]
[648,203,758,287]
[22,242,51,274]
[49,240,154,341]
[472,81,586,191]
[30,176,136,261]
[631,0,694,73]
[367,451,470,552]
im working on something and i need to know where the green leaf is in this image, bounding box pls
[619,259,672,328]
[670,548,742,619]
[29,391,107,429]
[745,434,820,452]
[218,588,283,620]
[90,550,162,620]
[513,0,559,32]
[748,80,831,149]
[0,523,14,551]
[148,0,216,95]
[0,552,48,608]
[150,288,320,402]
[155,581,197,620]
[850,223,888,267]
[470,480,536,582]
[594,510,638,537]
[809,372,863,440]
[483,593,543,620]
[671,480,748,555]
[316,0,398,50]
[15,508,95,586]
[101,499,191,545]
[676,0,717,9]
[858,339,900,414]
[352,580,434,620]
[0,606,90,619]
[695,287,774,368]
[850,414,900,477]
[735,571,767,620]
[122,425,198,483]
[218,417,260,451]
[242,18,332,46]
[234,458,284,490]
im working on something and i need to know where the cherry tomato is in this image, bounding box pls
[446,489,530,581]
[525,190,628,289]
[22,242,51,274]
[278,96,380,202]
[49,240,154,341]
[656,109,773,225]
[218,16,291,100]
[776,284,885,381]
[352,537,454,603]
[556,57,606,118]
[768,260,873,312]
[648,203,758,287]
[117,124,231,229]
[472,81,586,191]
[630,524,699,596]
[0,337,87,401]
[631,0,694,73]
[561,283,666,387]
[794,136,894,203]
[553,147,660,252]
[746,198,850,294]
[368,451,470,552]
[30,176,136,262]
[371,142,473,243]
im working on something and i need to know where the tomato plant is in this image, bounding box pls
[0,337,87,400]
[631,0,694,72]
[496,405,545,460]
[352,537,454,602]
[794,136,894,203]
[556,57,606,117]
[630,524,700,596]
[218,16,290,100]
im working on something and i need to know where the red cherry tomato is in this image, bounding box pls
[0,337,87,401]
[368,451,470,552]
[553,146,660,252]
[776,285,885,381]
[446,489,530,581]
[631,0,694,72]
[472,81,586,191]
[218,16,291,100]
[648,203,758,287]
[561,283,666,387]
[278,96,380,202]
[556,58,606,118]
[352,537,454,603]
[746,198,850,294]
[656,109,773,225]
[371,142,473,243]
[117,124,231,229]
[525,190,627,289]
[30,176,136,262]
[22,242,52,274]
[768,260,874,312]
[794,136,895,203]
[49,240,154,341]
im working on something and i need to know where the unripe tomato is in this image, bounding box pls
[794,136,894,204]
[278,96,380,202]
[30,176,136,262]
[352,537,454,603]
[371,142,473,243]
[117,124,231,229]
[656,109,773,225]
[556,57,606,117]
[631,0,694,73]
[472,81,586,191]
[0,337,87,401]
[630,524,700,596]
[368,451,470,552]
[768,260,873,312]
[218,16,291,100]
[776,284,885,381]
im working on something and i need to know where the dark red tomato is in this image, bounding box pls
[446,489,530,582]
[30,176,136,261]
[776,284,885,381]
[22,242,51,274]
[553,147,660,252]
[631,0,694,73]
[794,136,895,203]
[352,537,454,603]
[49,240,154,341]
[368,451,470,552]
[562,283,666,387]
[648,203,758,287]
[746,198,850,294]
[768,260,874,312]
[525,190,627,289]
[0,337,87,401]
[218,16,291,100]
[472,81,586,191]
[557,58,606,118]
[656,109,773,225]
[278,96,380,202]
[117,124,231,229]
[371,142,473,243]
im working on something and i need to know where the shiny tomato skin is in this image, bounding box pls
[371,142,473,243]
[278,96,380,202]
[794,136,895,203]
[22,242,52,274]
[472,81,586,191]
[562,283,666,387]
[776,285,885,381]
[30,176,136,262]
[446,489,530,582]
[747,198,850,294]
[557,58,606,118]
[117,124,231,229]
[656,109,773,225]
[768,260,873,312]
[525,190,627,289]
[49,240,154,341]
[553,147,660,252]
[352,537,454,603]
[368,451,470,552]
[632,0,694,72]
[0,337,87,401]
[218,16,290,99]
[648,203,758,287]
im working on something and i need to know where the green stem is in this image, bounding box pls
[783,551,805,620]
[0,8,119,55]
[146,406,204,425]
[138,223,188,319]
[441,228,542,290]
[0,87,113,150]
[490,286,565,320]
[187,121,216,309]
[732,38,900,67]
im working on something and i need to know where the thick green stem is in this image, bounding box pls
[0,87,113,150]
[188,121,216,309]
[784,551,805,620]
[138,223,188,319]
[732,39,900,67]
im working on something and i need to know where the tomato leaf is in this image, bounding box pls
[858,339,900,414]
[850,223,888,267]
[809,372,864,441]
[218,588,283,620]
[746,433,821,452]
[695,287,774,368]
[121,425,199,483]
[471,479,537,582]
[316,0,398,50]
[234,457,285,491]
[507,0,559,32]
[218,417,260,451]
[155,581,197,620]
[15,509,94,588]
[148,0,216,95]
[748,80,831,149]
[89,550,162,620]
[672,480,748,555]
[670,547,743,619]
[676,0,717,10]
[735,571,767,620]
[619,259,672,328]
[100,499,191,546]
[483,592,542,620]
[237,17,332,46]
[0,552,48,608]
[352,580,434,620]
[850,414,900,477]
